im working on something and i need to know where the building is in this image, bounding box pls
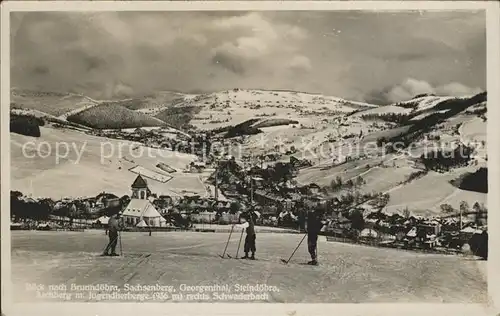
[122,175,166,227]
[189,161,206,173]
[307,183,321,195]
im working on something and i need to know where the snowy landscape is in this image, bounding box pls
[8,10,488,304]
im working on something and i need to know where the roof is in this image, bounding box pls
[131,175,148,189]
[95,215,109,224]
[460,227,482,234]
[122,199,162,218]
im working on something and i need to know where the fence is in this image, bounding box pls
[324,234,467,256]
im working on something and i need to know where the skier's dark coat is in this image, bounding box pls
[306,211,323,261]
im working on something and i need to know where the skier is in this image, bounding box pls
[102,212,123,256]
[306,208,324,265]
[241,210,257,260]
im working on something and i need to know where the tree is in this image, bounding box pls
[458,201,469,229]
[376,137,387,147]
[459,201,470,215]
[403,207,411,219]
[440,204,454,214]
[469,231,488,260]
[472,202,481,213]
[10,191,24,220]
[11,190,23,199]
[355,177,364,187]
[36,198,54,221]
[77,200,91,219]
[473,202,487,226]
[229,202,242,214]
[354,191,362,203]
[377,193,390,211]
[330,179,339,191]
[349,209,365,231]
[344,180,354,191]
[69,203,78,219]
[120,195,131,208]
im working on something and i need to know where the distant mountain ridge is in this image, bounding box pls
[10,87,486,132]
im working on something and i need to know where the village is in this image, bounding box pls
[10,139,488,259]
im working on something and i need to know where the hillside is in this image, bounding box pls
[155,106,203,130]
[11,88,98,117]
[234,91,487,215]
[9,87,487,216]
[67,103,167,129]
[10,108,91,131]
[99,91,188,113]
[10,126,215,199]
[156,89,377,131]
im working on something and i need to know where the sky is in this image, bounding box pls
[10,10,486,104]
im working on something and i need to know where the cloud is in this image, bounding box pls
[437,82,483,96]
[11,11,485,101]
[214,37,269,61]
[211,51,246,75]
[367,78,483,104]
[210,12,308,74]
[386,78,436,102]
[288,55,312,72]
[112,83,134,98]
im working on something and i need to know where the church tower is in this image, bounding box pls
[131,175,150,200]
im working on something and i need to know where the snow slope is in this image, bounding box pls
[10,126,208,199]
[172,89,378,130]
[11,231,487,303]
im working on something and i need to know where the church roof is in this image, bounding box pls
[131,175,148,189]
[122,199,162,218]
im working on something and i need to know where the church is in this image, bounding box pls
[122,175,166,227]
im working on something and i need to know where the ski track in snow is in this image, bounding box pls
[11,231,487,303]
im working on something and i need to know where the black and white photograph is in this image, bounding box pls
[2,1,498,313]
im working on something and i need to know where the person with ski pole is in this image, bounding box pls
[306,208,325,265]
[102,211,123,256]
[241,210,257,260]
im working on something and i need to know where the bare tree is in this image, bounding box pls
[403,207,410,219]
[440,204,454,214]
[459,201,469,229]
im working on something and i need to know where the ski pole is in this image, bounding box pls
[281,233,307,264]
[102,234,119,254]
[235,228,244,258]
[219,224,235,258]
[119,231,123,256]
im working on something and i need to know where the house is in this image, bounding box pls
[158,195,173,205]
[94,215,110,228]
[104,198,120,208]
[308,183,321,195]
[215,201,231,211]
[122,175,166,227]
[253,189,284,206]
[190,161,206,173]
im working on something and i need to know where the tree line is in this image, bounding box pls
[420,144,474,172]
[10,113,44,137]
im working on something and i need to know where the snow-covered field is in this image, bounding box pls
[129,166,173,183]
[384,168,486,215]
[11,231,486,303]
[10,127,201,198]
[352,105,412,116]
[185,89,377,130]
[10,89,487,216]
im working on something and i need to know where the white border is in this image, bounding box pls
[1,2,499,316]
